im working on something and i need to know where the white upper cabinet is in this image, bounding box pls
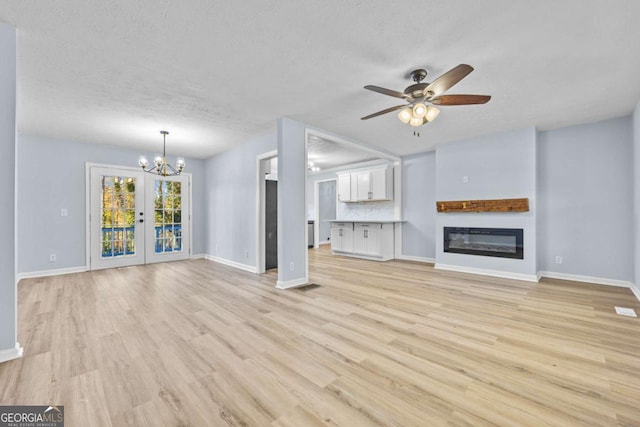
[337,173,353,202]
[351,167,393,202]
[355,171,371,201]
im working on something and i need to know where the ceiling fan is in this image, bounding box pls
[361,64,491,127]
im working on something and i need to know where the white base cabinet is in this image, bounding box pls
[330,222,354,253]
[331,222,394,261]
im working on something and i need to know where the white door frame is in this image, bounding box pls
[85,162,193,270]
[255,150,278,274]
[313,178,337,248]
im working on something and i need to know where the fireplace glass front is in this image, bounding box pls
[443,227,523,259]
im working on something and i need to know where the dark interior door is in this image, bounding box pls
[265,179,278,270]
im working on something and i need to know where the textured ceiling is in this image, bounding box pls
[1,1,640,159]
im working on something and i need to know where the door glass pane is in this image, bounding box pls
[154,179,183,254]
[101,175,136,258]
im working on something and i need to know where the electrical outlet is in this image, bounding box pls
[462,175,469,183]
[555,256,562,264]
[60,208,68,217]
[289,262,294,271]
[49,254,56,262]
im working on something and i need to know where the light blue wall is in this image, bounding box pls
[435,127,537,276]
[0,22,16,352]
[633,102,640,288]
[537,117,634,281]
[401,151,436,260]
[16,134,206,273]
[277,118,307,285]
[204,131,276,267]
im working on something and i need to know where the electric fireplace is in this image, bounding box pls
[444,227,523,259]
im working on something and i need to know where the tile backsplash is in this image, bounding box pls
[337,200,395,220]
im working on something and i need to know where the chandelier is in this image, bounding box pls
[138,131,185,176]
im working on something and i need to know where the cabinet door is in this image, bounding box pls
[370,168,389,200]
[342,225,354,253]
[356,172,371,201]
[330,227,343,251]
[337,174,351,202]
[353,227,367,254]
[364,225,381,256]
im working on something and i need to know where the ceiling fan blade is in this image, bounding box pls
[364,85,410,99]
[430,94,491,106]
[361,104,408,120]
[423,64,474,97]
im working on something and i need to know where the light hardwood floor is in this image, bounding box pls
[1,246,640,426]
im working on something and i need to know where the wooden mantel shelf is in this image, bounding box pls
[436,198,529,213]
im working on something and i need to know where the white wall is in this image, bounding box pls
[435,127,537,278]
[16,134,206,274]
[401,151,436,260]
[537,117,634,282]
[204,131,276,268]
[0,22,17,355]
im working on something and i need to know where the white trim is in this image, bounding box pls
[396,255,436,264]
[256,150,278,275]
[303,133,310,286]
[85,163,91,269]
[393,160,402,258]
[311,159,393,175]
[205,255,257,274]
[630,283,640,301]
[276,277,309,289]
[17,266,87,281]
[0,342,23,364]
[190,253,206,259]
[319,241,331,246]
[435,263,540,282]
[304,127,400,161]
[538,270,634,288]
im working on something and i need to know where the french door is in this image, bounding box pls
[89,166,190,270]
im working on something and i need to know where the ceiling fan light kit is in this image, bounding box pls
[362,64,491,128]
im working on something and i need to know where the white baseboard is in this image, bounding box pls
[630,283,640,301]
[205,255,257,273]
[538,271,634,288]
[319,241,331,246]
[17,266,87,281]
[276,277,309,289]
[0,342,23,364]
[190,253,206,259]
[396,254,436,264]
[435,263,540,282]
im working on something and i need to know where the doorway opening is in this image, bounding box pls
[256,150,278,274]
[313,179,337,248]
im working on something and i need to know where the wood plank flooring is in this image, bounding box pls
[1,245,640,426]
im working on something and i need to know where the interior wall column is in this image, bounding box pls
[0,21,21,363]
[276,117,308,288]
